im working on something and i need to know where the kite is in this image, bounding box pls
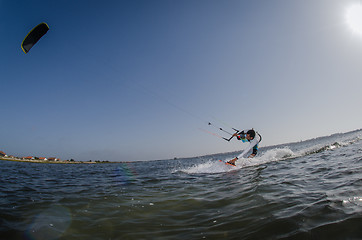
[21,22,49,53]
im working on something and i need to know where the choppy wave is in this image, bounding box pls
[1,129,362,239]
[295,135,361,157]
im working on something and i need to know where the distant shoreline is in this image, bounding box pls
[0,157,98,164]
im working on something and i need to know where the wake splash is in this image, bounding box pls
[178,136,361,174]
[180,148,294,174]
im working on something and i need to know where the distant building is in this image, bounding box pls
[23,156,34,160]
[0,151,6,157]
[39,157,48,161]
[48,157,59,161]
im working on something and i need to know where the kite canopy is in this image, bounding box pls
[21,22,49,53]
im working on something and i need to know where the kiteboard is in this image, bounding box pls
[219,160,236,167]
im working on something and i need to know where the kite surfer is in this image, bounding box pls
[227,129,262,166]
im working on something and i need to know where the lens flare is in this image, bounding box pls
[26,205,71,240]
[113,163,137,185]
[346,3,362,36]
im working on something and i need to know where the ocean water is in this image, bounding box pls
[1,130,362,240]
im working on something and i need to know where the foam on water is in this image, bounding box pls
[178,134,362,175]
[181,147,295,174]
[180,160,234,174]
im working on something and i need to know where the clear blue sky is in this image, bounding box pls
[1,0,362,161]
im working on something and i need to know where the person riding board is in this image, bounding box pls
[227,129,262,166]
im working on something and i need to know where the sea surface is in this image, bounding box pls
[1,129,362,240]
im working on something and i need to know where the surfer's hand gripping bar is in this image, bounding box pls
[222,129,241,142]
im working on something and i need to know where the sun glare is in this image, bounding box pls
[345,3,362,36]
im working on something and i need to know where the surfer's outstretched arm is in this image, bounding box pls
[228,135,259,165]
[237,137,259,159]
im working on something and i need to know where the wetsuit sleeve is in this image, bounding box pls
[237,137,259,159]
